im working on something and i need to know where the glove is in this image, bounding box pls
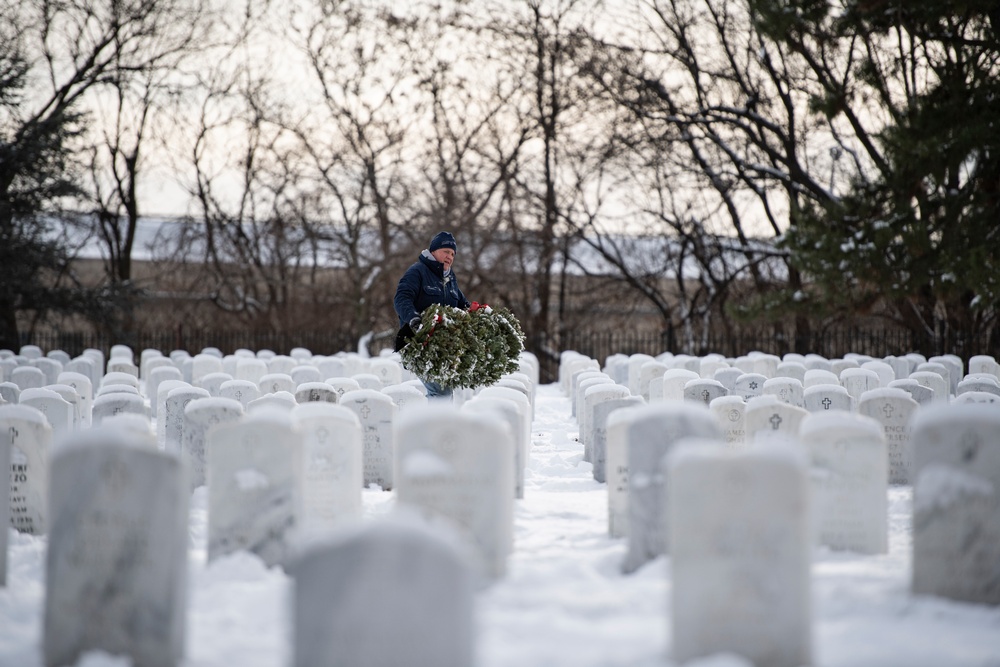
[409,316,421,330]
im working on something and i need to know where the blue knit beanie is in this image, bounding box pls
[429,231,457,252]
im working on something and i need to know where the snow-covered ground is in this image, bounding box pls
[2,383,1000,667]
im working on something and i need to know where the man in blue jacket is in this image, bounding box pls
[393,231,471,397]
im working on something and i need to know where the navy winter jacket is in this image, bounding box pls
[394,251,471,327]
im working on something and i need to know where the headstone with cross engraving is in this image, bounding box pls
[219,379,261,411]
[858,388,919,484]
[709,395,747,449]
[381,383,428,412]
[745,398,808,445]
[182,397,245,490]
[290,515,475,667]
[259,373,296,395]
[291,402,363,536]
[801,412,888,553]
[621,403,723,574]
[339,389,397,490]
[910,403,1000,604]
[43,426,188,667]
[734,373,767,402]
[683,379,728,407]
[762,377,804,408]
[106,358,139,379]
[92,392,147,427]
[207,408,303,567]
[324,377,362,402]
[803,384,854,413]
[19,388,74,439]
[1,404,51,535]
[369,358,404,388]
[839,368,881,404]
[668,440,812,667]
[396,403,515,580]
[909,370,949,404]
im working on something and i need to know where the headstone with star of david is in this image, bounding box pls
[621,403,723,574]
[182,397,245,490]
[709,395,746,448]
[43,426,188,667]
[339,389,397,490]
[206,408,303,567]
[734,373,767,401]
[910,403,1000,605]
[395,403,515,580]
[290,402,363,537]
[857,388,920,484]
[800,412,888,553]
[803,384,854,414]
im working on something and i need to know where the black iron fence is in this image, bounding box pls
[16,324,998,384]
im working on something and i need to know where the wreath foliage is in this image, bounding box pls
[400,302,525,390]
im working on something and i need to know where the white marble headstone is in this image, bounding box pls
[621,403,723,573]
[182,397,245,489]
[1,404,51,535]
[163,386,210,455]
[219,379,261,410]
[683,378,728,406]
[733,373,767,401]
[911,404,1000,604]
[44,428,187,667]
[800,412,888,553]
[745,399,808,444]
[591,394,644,483]
[339,389,397,490]
[290,515,474,667]
[668,442,812,667]
[709,395,746,448]
[858,388,919,484]
[207,409,303,567]
[803,384,854,413]
[291,402,363,536]
[395,404,515,580]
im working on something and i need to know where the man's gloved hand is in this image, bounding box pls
[409,316,421,331]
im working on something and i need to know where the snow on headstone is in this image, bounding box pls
[11,366,45,391]
[713,367,743,394]
[31,358,62,386]
[803,384,854,414]
[621,403,722,573]
[19,388,73,438]
[858,388,919,484]
[909,370,949,404]
[291,365,323,387]
[92,392,146,427]
[259,373,295,395]
[1,404,51,535]
[968,355,999,378]
[733,373,767,401]
[709,395,746,448]
[957,376,1000,398]
[43,426,187,667]
[683,378,728,406]
[395,404,515,580]
[381,384,428,412]
[182,397,245,490]
[219,379,260,410]
[291,402,363,536]
[800,412,888,553]
[196,371,234,397]
[888,378,934,406]
[582,383,633,479]
[290,515,475,667]
[661,369,699,402]
[207,408,303,567]
[163,386,210,456]
[911,404,1000,605]
[462,397,525,499]
[235,357,269,385]
[339,389,397,490]
[191,353,224,384]
[775,361,806,383]
[745,397,808,445]
[762,377,804,408]
[294,382,340,405]
[668,441,812,667]
[803,368,840,388]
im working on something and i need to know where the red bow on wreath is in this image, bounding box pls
[469,301,489,312]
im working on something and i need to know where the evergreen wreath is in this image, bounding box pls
[400,302,526,390]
